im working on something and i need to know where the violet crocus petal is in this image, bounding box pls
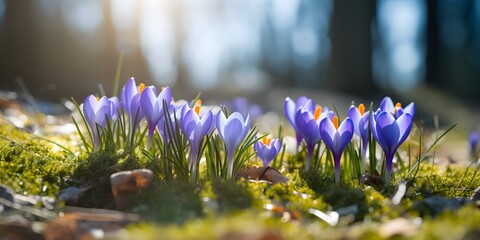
[83,95,96,130]
[157,87,172,112]
[140,86,160,128]
[319,117,337,152]
[338,118,354,151]
[94,96,111,128]
[109,96,121,121]
[358,112,371,143]
[380,96,394,113]
[216,110,228,139]
[272,138,281,152]
[395,113,413,147]
[375,111,399,156]
[403,102,415,118]
[130,94,144,123]
[223,114,244,155]
[348,105,361,136]
[182,110,199,141]
[121,77,138,114]
[199,110,214,137]
[242,114,251,138]
[295,109,321,146]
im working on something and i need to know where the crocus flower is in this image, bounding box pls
[348,103,371,173]
[284,96,315,147]
[179,100,214,181]
[216,111,251,178]
[294,105,335,172]
[469,131,479,158]
[120,77,145,142]
[254,136,281,167]
[379,96,415,119]
[319,115,354,183]
[140,86,172,149]
[83,95,111,151]
[371,111,413,185]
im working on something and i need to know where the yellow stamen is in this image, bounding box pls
[358,103,365,116]
[395,102,402,108]
[95,96,100,101]
[139,83,145,93]
[194,99,202,115]
[262,136,272,146]
[314,106,322,121]
[333,116,339,130]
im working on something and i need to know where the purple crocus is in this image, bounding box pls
[140,86,172,149]
[83,95,111,151]
[347,103,371,174]
[120,77,145,143]
[216,111,251,178]
[284,96,315,148]
[380,96,415,119]
[319,115,354,183]
[371,111,413,185]
[254,136,281,167]
[179,100,214,181]
[294,105,335,172]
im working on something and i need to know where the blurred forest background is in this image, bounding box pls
[0,0,480,128]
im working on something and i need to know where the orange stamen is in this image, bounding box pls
[358,103,365,116]
[194,99,202,115]
[262,136,272,146]
[333,116,339,130]
[314,106,322,121]
[395,102,402,108]
[139,83,145,93]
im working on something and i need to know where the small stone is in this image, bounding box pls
[378,218,418,238]
[110,169,154,210]
[237,167,288,184]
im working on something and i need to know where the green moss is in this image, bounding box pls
[0,123,76,197]
[132,181,203,224]
[415,205,480,240]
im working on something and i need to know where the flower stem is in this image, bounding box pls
[385,152,395,185]
[334,156,341,183]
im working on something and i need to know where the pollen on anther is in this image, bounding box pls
[314,106,322,120]
[139,83,146,93]
[194,100,202,115]
[262,137,272,146]
[395,102,402,108]
[333,116,339,130]
[358,103,365,116]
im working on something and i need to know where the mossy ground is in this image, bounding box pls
[1,121,480,239]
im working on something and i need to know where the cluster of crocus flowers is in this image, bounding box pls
[78,77,264,182]
[285,95,415,185]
